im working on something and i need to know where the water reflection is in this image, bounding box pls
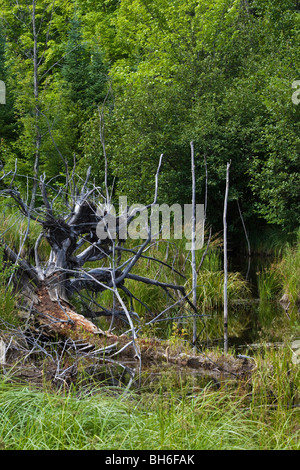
[198,253,298,351]
[80,254,297,394]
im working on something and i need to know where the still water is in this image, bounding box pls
[197,253,298,352]
[80,254,298,393]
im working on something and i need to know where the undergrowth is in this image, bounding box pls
[257,230,300,307]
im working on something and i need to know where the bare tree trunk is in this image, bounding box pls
[30,0,41,210]
[190,141,197,346]
[203,153,208,225]
[223,161,231,354]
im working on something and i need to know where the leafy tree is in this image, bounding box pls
[90,0,300,232]
[0,32,16,142]
[0,0,73,198]
[60,12,109,182]
[62,14,108,110]
[0,0,299,236]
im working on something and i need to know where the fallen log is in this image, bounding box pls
[1,161,200,359]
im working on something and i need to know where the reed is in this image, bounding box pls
[257,267,282,301]
[247,226,296,256]
[257,230,300,307]
[249,344,299,448]
[0,246,19,327]
[0,202,49,262]
[276,233,300,307]
[0,344,298,451]
[186,269,251,311]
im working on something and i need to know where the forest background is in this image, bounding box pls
[0,0,299,245]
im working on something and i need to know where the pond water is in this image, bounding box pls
[218,253,298,351]
[111,253,298,393]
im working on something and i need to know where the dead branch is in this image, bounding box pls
[0,156,199,362]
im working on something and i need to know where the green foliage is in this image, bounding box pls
[0,245,18,327]
[257,268,282,302]
[187,269,251,310]
[275,232,300,306]
[0,0,74,178]
[251,343,300,424]
[0,0,299,234]
[0,8,299,451]
[87,0,299,231]
[0,202,43,258]
[62,15,108,110]
[256,230,300,307]
[0,33,17,146]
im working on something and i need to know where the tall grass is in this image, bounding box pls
[0,202,49,262]
[276,233,300,306]
[0,344,298,451]
[257,230,300,307]
[257,268,282,301]
[0,246,19,327]
[249,345,300,449]
[186,269,251,311]
[248,226,296,256]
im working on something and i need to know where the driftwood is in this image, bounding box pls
[0,159,200,363]
[0,155,256,389]
[0,321,257,391]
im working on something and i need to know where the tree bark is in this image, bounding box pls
[223,161,231,354]
[1,162,199,357]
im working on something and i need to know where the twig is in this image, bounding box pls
[197,226,212,273]
[237,199,251,280]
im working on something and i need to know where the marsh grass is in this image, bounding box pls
[276,235,300,307]
[248,226,296,256]
[0,246,19,327]
[0,203,49,262]
[257,231,300,307]
[248,345,300,449]
[0,343,298,451]
[64,231,253,346]
[250,344,299,409]
[257,268,282,301]
[0,209,298,450]
[187,269,251,311]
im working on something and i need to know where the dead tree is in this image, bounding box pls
[0,160,198,360]
[223,160,231,354]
